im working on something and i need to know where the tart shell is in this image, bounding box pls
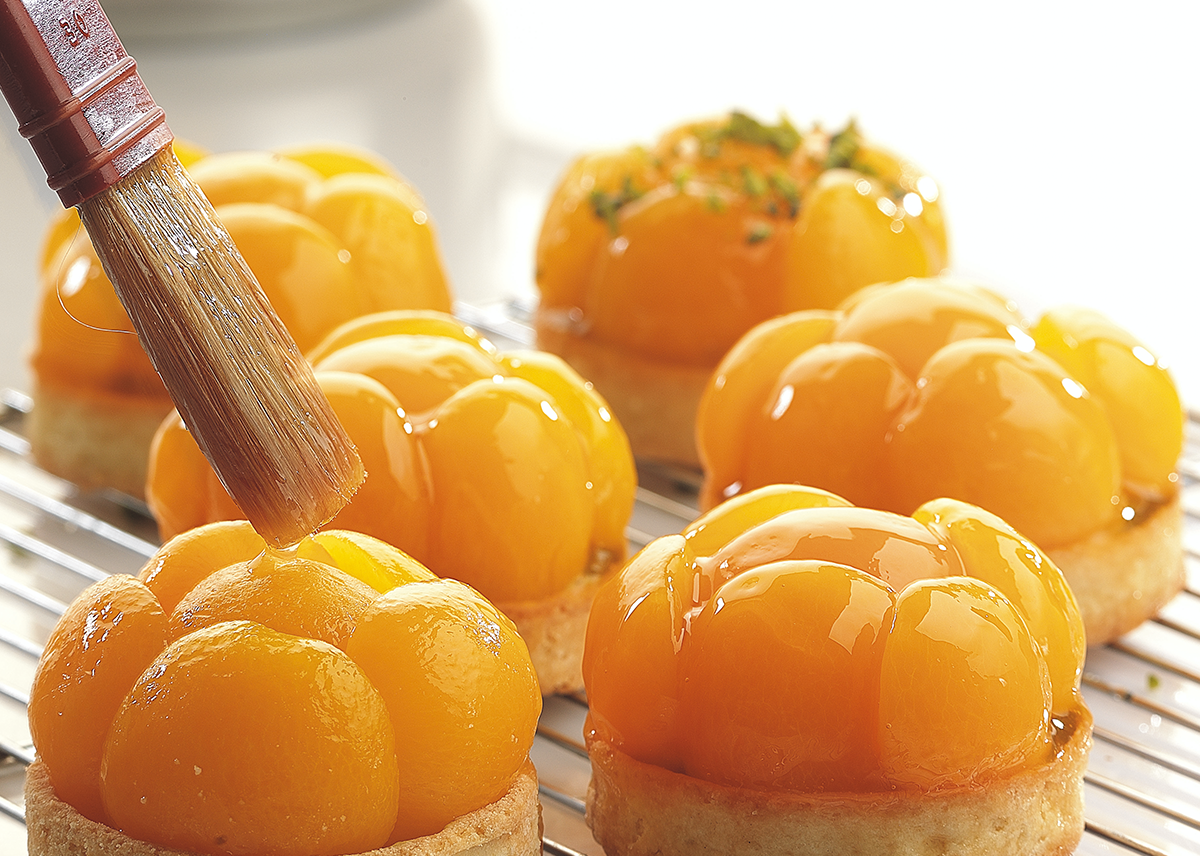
[585,709,1091,856]
[28,379,171,500]
[1049,490,1185,646]
[501,567,610,696]
[535,311,707,469]
[25,757,543,856]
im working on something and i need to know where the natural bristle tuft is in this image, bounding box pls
[78,148,364,547]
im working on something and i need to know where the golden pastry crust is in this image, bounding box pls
[500,566,612,696]
[586,709,1091,856]
[28,379,172,499]
[25,757,543,856]
[1049,490,1185,646]
[535,310,706,468]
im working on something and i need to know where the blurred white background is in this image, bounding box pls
[2,0,1197,402]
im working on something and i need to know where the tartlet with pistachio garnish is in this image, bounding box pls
[534,111,948,468]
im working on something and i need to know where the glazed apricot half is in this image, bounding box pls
[28,524,541,855]
[583,486,1086,794]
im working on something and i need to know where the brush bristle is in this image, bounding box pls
[78,148,364,547]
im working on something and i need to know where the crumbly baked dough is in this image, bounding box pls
[501,567,611,696]
[25,757,542,856]
[586,709,1091,856]
[535,311,707,469]
[28,379,171,500]
[1049,491,1184,646]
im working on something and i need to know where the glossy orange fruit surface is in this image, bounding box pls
[166,548,378,647]
[1032,306,1183,499]
[422,377,593,601]
[582,534,691,771]
[878,578,1051,789]
[680,560,896,791]
[886,338,1121,548]
[29,524,541,853]
[345,579,541,841]
[28,575,169,823]
[583,486,1084,793]
[102,621,400,856]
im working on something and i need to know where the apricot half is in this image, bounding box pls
[101,621,400,856]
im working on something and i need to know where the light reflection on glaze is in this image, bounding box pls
[700,505,963,594]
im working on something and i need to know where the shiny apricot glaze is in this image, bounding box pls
[29,142,453,479]
[147,310,636,609]
[28,523,541,855]
[535,114,947,368]
[698,277,1184,553]
[582,485,1085,793]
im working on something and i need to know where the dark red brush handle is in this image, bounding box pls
[0,0,172,206]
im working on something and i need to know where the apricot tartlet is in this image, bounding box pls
[582,484,1091,856]
[25,521,542,856]
[534,112,948,466]
[30,140,452,498]
[146,310,636,693]
[697,277,1185,644]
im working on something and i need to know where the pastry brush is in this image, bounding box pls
[0,0,364,548]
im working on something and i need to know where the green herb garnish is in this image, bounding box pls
[741,165,768,198]
[768,170,800,218]
[696,111,802,158]
[589,175,644,234]
[747,223,773,244]
[825,118,863,170]
[724,111,802,155]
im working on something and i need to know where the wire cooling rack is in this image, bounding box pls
[1,304,1199,855]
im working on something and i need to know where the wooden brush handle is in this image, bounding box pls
[0,0,172,206]
[1,0,365,545]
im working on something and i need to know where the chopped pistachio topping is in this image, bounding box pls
[741,165,768,198]
[747,223,773,244]
[825,118,863,170]
[589,175,644,234]
[697,111,803,158]
[768,170,800,218]
[705,191,726,213]
[825,119,910,202]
